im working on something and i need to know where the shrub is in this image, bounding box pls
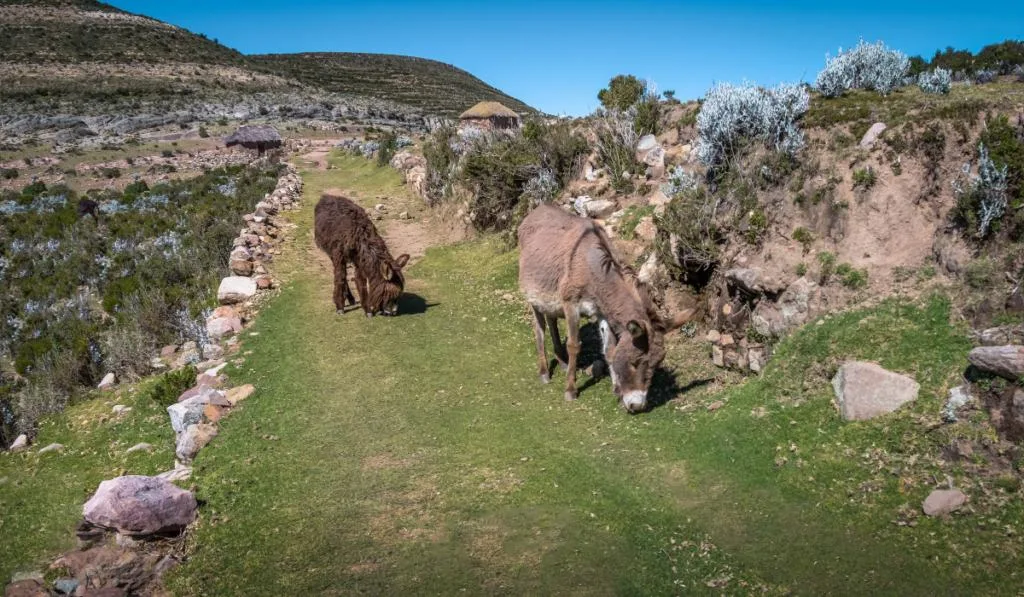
[198,126,210,138]
[978,114,1024,206]
[376,130,398,167]
[792,227,814,253]
[815,40,910,97]
[953,142,1009,238]
[655,185,722,284]
[100,320,154,382]
[817,251,837,283]
[836,263,869,289]
[148,365,197,407]
[594,109,642,194]
[1,168,17,180]
[917,68,952,94]
[851,166,877,190]
[15,381,66,434]
[661,166,699,198]
[161,150,174,158]
[795,262,808,276]
[617,205,655,240]
[695,82,809,170]
[975,69,999,84]
[421,126,459,204]
[598,75,646,111]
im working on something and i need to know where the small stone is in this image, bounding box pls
[175,423,218,463]
[218,276,257,305]
[922,489,967,517]
[160,345,178,359]
[9,434,28,452]
[37,443,63,454]
[201,362,228,377]
[707,401,725,412]
[97,372,116,390]
[859,122,887,148]
[398,211,409,220]
[157,465,192,483]
[226,384,255,406]
[706,329,721,343]
[256,277,273,290]
[112,405,132,416]
[202,404,224,423]
[719,334,735,347]
[53,578,79,595]
[125,443,153,455]
[712,345,725,367]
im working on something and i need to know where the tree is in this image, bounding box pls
[598,75,646,112]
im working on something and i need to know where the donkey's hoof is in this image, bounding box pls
[564,391,578,402]
[539,373,551,384]
[365,312,375,319]
[335,308,345,315]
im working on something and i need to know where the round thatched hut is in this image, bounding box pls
[458,101,521,132]
[224,125,283,156]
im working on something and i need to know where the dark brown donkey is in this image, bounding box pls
[314,194,410,317]
[518,204,693,413]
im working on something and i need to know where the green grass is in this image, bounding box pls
[5,155,1024,594]
[0,382,177,582]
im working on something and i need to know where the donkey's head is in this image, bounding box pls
[599,309,694,413]
[367,253,410,316]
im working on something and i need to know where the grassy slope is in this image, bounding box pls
[248,53,535,117]
[150,154,1021,595]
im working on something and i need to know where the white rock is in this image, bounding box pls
[859,122,887,148]
[112,405,132,416]
[217,276,257,305]
[126,442,154,454]
[37,443,64,454]
[922,489,967,516]
[97,372,116,390]
[9,434,28,452]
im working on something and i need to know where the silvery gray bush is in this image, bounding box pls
[695,82,809,168]
[816,40,909,97]
[975,69,999,84]
[918,68,952,94]
[661,165,699,198]
[521,168,558,205]
[953,143,1009,237]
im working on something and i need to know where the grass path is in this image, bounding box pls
[152,153,1020,594]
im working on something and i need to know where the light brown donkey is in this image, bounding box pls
[517,204,693,413]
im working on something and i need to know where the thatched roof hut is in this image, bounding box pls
[459,101,520,131]
[224,125,283,156]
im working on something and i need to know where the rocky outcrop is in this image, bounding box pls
[968,345,1024,380]
[832,361,920,421]
[82,476,197,536]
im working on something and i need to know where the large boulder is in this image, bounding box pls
[968,345,1024,380]
[217,276,257,305]
[82,476,196,536]
[831,361,920,421]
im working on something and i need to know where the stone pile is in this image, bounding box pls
[706,329,771,374]
[390,150,428,201]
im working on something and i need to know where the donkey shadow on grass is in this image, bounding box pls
[555,322,713,412]
[336,293,438,316]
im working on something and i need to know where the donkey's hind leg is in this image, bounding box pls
[546,315,569,370]
[531,306,551,384]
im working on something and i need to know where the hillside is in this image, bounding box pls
[249,52,535,117]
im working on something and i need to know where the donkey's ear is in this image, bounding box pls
[395,254,410,269]
[380,261,391,279]
[667,308,696,332]
[626,320,645,339]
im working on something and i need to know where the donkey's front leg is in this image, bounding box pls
[563,306,581,401]
[530,307,550,383]
[331,254,353,313]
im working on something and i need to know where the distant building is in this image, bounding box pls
[458,101,521,132]
[224,125,283,156]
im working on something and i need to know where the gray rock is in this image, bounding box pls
[832,361,920,421]
[157,466,193,483]
[167,397,208,434]
[112,405,132,416]
[82,475,197,536]
[9,434,28,452]
[572,196,617,219]
[943,386,973,422]
[53,578,79,595]
[37,443,64,454]
[175,423,218,463]
[859,122,887,148]
[922,488,967,516]
[217,276,257,305]
[751,277,817,338]
[968,345,1024,380]
[725,268,786,296]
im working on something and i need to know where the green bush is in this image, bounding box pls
[851,166,877,190]
[979,114,1024,205]
[1,168,17,180]
[198,126,210,138]
[598,75,645,111]
[836,263,869,289]
[422,125,458,204]
[655,185,722,285]
[617,205,655,240]
[376,130,398,168]
[818,251,837,283]
[149,365,198,407]
[792,227,814,253]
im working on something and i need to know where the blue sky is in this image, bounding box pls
[110,1,1023,116]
